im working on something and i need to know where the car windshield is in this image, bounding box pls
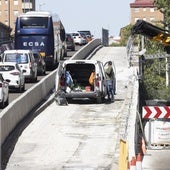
[72,33,79,36]
[78,31,91,36]
[0,65,15,71]
[5,53,28,64]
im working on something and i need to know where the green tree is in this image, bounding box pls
[110,24,133,47]
[119,24,133,46]
[154,0,170,30]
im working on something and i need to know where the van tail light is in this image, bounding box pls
[95,75,101,87]
[60,74,65,87]
[29,63,32,69]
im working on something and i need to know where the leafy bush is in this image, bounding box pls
[136,34,170,100]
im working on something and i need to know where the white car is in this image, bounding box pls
[2,50,38,82]
[0,73,9,108]
[0,62,25,92]
[71,32,87,45]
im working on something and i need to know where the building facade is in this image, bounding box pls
[0,0,35,35]
[130,0,163,25]
[0,22,12,42]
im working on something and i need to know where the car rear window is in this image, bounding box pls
[72,33,79,36]
[0,65,15,71]
[5,53,28,64]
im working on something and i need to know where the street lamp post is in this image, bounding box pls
[8,0,10,27]
[23,0,26,13]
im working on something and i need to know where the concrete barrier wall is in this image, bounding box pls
[0,38,101,147]
[70,38,101,60]
[0,69,56,146]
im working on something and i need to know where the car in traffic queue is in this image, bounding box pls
[0,62,25,93]
[77,30,93,42]
[32,51,46,75]
[55,59,107,104]
[71,32,87,45]
[0,73,9,108]
[2,50,38,82]
[66,33,75,51]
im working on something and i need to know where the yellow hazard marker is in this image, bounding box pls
[119,139,128,170]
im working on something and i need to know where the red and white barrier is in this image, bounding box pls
[142,106,170,119]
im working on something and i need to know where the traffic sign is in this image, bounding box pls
[142,106,170,119]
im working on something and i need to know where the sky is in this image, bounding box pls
[35,0,134,38]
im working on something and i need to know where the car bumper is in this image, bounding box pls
[64,91,101,99]
[9,79,21,87]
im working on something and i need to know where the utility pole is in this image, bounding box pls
[166,56,170,87]
[8,0,10,28]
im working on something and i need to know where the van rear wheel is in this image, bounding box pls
[96,96,102,104]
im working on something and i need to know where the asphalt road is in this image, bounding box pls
[2,45,170,170]
[3,46,134,170]
[0,46,80,111]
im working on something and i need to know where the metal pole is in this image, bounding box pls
[8,0,10,28]
[24,0,25,13]
[166,57,169,87]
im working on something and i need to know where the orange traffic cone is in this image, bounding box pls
[141,137,146,154]
[130,156,136,170]
[136,153,143,170]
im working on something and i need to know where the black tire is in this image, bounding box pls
[5,96,9,106]
[0,99,5,109]
[18,85,22,93]
[22,83,25,92]
[96,96,102,104]
[32,73,37,83]
[71,47,75,51]
[43,66,46,75]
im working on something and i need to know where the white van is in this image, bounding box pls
[55,59,107,103]
[2,50,37,82]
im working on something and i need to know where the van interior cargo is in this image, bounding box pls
[65,63,95,91]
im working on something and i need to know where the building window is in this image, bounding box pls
[150,8,154,12]
[150,17,155,21]
[143,18,146,21]
[143,8,146,12]
[5,0,7,4]
[135,18,139,23]
[134,8,139,13]
[14,0,18,5]
[0,0,1,5]
[14,10,19,16]
[5,10,8,16]
[5,20,8,26]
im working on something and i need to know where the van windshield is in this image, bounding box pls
[4,53,28,64]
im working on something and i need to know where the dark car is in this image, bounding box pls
[66,33,75,51]
[33,51,46,75]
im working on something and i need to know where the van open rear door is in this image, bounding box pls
[55,61,65,92]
